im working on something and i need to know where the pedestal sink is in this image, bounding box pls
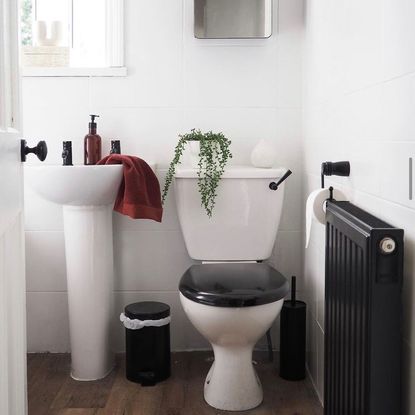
[26,165,124,381]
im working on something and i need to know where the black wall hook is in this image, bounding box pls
[321,161,350,188]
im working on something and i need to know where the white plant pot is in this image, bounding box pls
[189,141,201,168]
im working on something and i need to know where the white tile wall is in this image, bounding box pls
[23,0,304,353]
[303,0,415,410]
[26,292,70,352]
[25,231,66,292]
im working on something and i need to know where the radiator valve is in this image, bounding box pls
[379,237,396,254]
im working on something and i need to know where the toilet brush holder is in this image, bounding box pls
[279,276,306,381]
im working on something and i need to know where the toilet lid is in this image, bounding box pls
[179,263,289,307]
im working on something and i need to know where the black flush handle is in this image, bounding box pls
[21,140,48,162]
[269,169,292,191]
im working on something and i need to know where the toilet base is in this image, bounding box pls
[179,293,284,411]
[204,346,262,411]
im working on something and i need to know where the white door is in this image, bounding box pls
[0,0,27,414]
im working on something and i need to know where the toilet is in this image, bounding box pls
[175,166,290,411]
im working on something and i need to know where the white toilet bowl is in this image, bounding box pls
[179,263,288,411]
[180,293,283,410]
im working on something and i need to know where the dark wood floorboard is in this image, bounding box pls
[27,352,323,415]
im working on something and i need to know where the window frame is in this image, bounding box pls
[22,0,126,77]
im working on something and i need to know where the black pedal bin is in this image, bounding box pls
[123,301,171,386]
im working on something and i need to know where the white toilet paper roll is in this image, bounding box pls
[305,188,347,248]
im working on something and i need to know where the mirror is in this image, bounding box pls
[194,0,272,39]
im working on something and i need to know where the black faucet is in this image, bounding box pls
[62,141,73,166]
[110,140,121,154]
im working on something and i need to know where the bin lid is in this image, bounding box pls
[124,301,170,320]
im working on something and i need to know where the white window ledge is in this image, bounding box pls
[22,66,127,77]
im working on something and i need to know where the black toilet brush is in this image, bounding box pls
[279,276,306,380]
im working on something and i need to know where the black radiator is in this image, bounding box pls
[324,201,403,415]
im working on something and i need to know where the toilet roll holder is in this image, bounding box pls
[321,161,350,191]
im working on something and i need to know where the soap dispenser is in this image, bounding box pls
[84,114,102,165]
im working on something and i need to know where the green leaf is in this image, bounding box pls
[162,129,232,217]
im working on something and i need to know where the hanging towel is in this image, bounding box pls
[98,155,163,222]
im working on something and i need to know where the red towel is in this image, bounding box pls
[98,155,163,222]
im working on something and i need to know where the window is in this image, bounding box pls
[21,0,125,76]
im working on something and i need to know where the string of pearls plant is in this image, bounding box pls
[162,129,232,217]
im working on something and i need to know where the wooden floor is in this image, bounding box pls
[27,352,323,415]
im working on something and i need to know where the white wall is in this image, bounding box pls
[23,0,304,352]
[303,0,415,412]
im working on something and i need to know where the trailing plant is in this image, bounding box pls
[162,129,232,217]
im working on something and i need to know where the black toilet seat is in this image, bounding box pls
[179,263,289,307]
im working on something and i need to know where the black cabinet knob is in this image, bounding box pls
[21,140,48,162]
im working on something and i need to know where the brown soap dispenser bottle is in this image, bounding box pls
[84,114,102,165]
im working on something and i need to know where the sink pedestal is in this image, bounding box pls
[63,205,115,380]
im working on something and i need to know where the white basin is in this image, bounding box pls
[26,165,124,206]
[25,163,154,381]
